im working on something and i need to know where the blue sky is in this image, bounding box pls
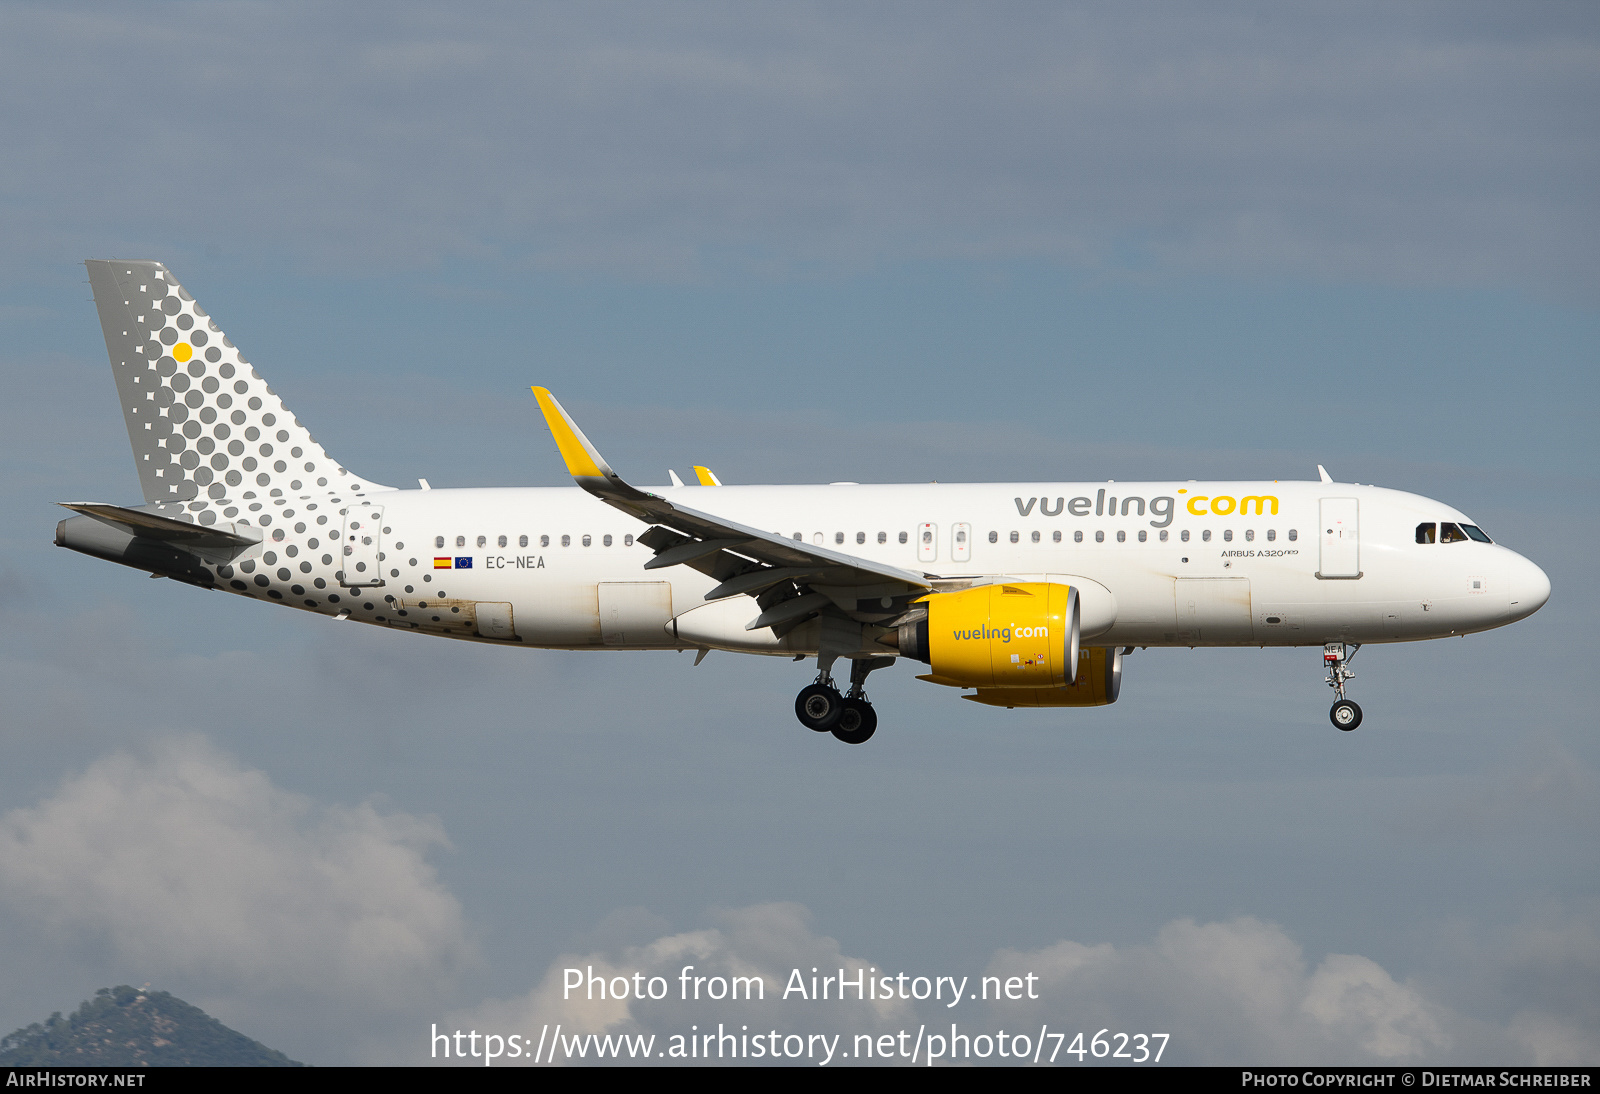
[0,2,1596,1065]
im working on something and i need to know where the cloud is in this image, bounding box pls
[3,3,1595,291]
[0,737,475,1006]
[1427,903,1600,1066]
[454,906,1600,1066]
[448,902,911,1065]
[983,918,1459,1064]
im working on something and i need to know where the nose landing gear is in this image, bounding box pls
[1324,642,1362,730]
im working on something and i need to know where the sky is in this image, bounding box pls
[0,1,1596,1067]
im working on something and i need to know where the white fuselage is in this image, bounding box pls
[211,479,1548,653]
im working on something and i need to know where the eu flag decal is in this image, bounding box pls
[454,556,473,569]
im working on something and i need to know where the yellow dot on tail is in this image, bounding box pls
[173,343,192,363]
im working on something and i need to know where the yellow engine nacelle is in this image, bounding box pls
[898,582,1080,688]
[963,646,1123,707]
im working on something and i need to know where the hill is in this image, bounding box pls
[0,986,303,1066]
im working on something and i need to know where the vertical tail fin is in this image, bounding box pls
[84,260,386,505]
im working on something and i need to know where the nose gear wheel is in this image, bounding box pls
[1330,699,1363,730]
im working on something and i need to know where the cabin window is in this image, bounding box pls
[561,535,570,547]
[1416,523,1436,544]
[836,532,844,544]
[1266,529,1276,542]
[498,535,507,548]
[1159,530,1168,541]
[1288,529,1298,541]
[624,534,634,546]
[603,534,613,546]
[540,535,549,547]
[1202,530,1212,542]
[519,535,529,547]
[1031,530,1040,543]
[1223,530,1232,542]
[582,534,592,547]
[1095,530,1105,543]
[477,535,486,548]
[1138,530,1147,542]
[456,535,466,548]
[1181,529,1190,542]
[1075,530,1083,543]
[1117,530,1126,542]
[988,530,998,544]
[856,532,865,544]
[1441,522,1468,543]
[1053,530,1062,543]
[1009,531,1019,543]
[435,536,444,549]
[898,531,908,544]
[793,533,802,541]
[1245,529,1254,542]
[878,532,887,544]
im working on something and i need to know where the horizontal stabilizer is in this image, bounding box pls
[59,502,260,553]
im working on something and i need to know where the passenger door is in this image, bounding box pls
[1318,498,1361,578]
[339,503,385,588]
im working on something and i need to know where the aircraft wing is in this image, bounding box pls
[532,388,931,626]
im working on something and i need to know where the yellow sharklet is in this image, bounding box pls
[531,387,605,480]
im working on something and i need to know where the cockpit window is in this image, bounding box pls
[1415,522,1436,544]
[1440,522,1468,543]
[1462,524,1491,543]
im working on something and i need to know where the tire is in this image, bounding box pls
[831,698,877,744]
[1330,699,1363,731]
[796,684,843,731]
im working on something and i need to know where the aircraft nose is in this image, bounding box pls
[1506,553,1551,620]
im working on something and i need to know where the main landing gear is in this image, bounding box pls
[795,657,892,744]
[1324,642,1363,731]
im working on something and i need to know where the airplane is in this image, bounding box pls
[56,260,1552,744]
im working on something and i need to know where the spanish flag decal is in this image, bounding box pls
[433,557,452,569]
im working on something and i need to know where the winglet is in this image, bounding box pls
[531,387,653,504]
[532,387,610,479]
[693,465,722,486]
